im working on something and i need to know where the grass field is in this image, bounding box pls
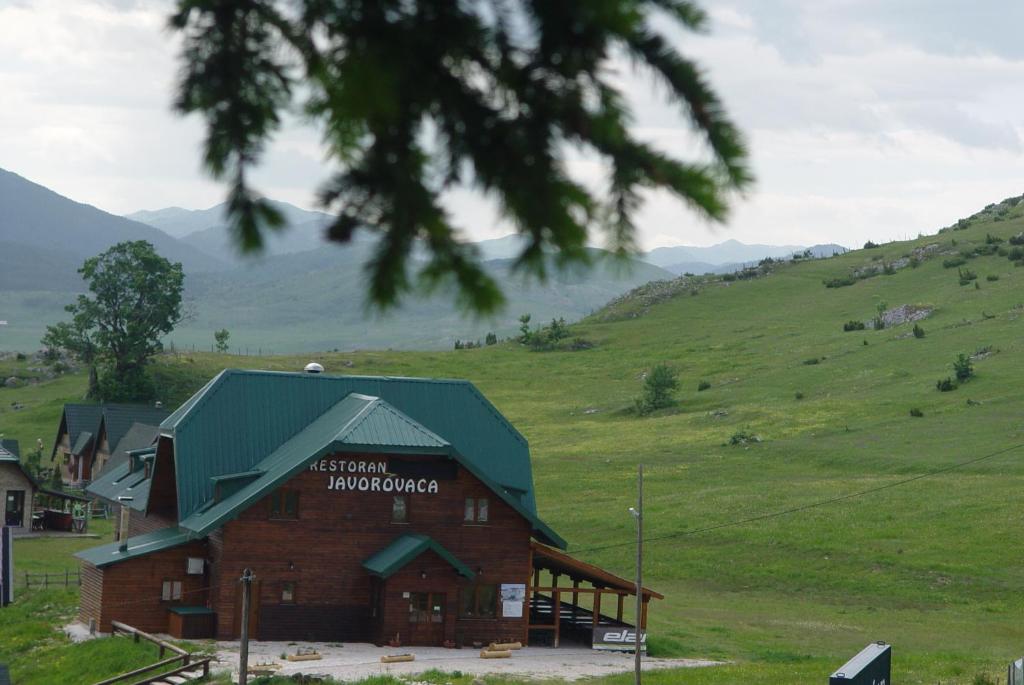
[4,200,1024,682]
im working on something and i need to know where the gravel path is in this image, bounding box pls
[213,641,721,682]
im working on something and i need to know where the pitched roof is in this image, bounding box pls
[71,431,93,457]
[105,422,160,471]
[74,527,192,568]
[86,447,156,512]
[163,369,539,521]
[99,405,170,454]
[177,393,563,547]
[363,533,475,580]
[58,404,103,456]
[0,439,19,458]
[0,443,38,489]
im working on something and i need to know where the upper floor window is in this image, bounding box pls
[392,495,408,523]
[269,489,299,520]
[464,497,489,523]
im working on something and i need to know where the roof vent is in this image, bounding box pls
[154,401,163,409]
[304,362,325,374]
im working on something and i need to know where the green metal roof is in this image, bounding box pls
[103,423,159,472]
[100,406,169,455]
[163,370,538,522]
[175,391,564,547]
[55,404,103,458]
[71,431,93,457]
[1,439,20,458]
[85,459,152,512]
[178,394,448,536]
[74,526,192,567]
[363,533,475,580]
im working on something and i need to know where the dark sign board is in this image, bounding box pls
[829,642,891,685]
[593,626,647,653]
[0,526,12,606]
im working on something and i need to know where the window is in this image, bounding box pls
[4,490,25,527]
[463,497,489,524]
[269,489,299,520]
[391,495,408,523]
[459,584,497,618]
[161,580,182,602]
[281,581,296,603]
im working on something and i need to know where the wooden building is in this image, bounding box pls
[77,369,659,647]
[52,404,169,486]
[0,441,35,531]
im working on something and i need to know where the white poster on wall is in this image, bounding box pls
[500,583,526,618]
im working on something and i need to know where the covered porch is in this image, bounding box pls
[526,542,662,648]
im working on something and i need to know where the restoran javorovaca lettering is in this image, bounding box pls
[311,459,439,494]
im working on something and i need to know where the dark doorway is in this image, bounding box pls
[4,490,25,527]
[407,591,445,645]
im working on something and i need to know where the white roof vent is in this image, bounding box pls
[304,362,325,374]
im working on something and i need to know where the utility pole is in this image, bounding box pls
[239,568,254,685]
[629,464,644,685]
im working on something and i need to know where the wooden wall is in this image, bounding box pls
[207,452,534,644]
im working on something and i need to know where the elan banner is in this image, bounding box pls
[592,626,646,652]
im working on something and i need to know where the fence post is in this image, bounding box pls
[25,572,29,588]
[65,569,69,587]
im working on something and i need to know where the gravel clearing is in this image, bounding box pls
[212,641,721,682]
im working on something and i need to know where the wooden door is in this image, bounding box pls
[233,580,261,640]
[407,592,445,645]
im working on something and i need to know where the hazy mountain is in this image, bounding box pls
[645,239,806,269]
[0,168,224,275]
[128,201,334,262]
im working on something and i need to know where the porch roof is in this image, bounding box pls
[531,541,663,599]
[363,533,475,580]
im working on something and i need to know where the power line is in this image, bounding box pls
[570,441,1024,555]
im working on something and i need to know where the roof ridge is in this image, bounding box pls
[344,399,450,446]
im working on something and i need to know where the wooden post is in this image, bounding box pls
[553,589,560,648]
[572,579,580,619]
[617,594,624,622]
[239,568,254,685]
[593,590,602,627]
[524,545,534,647]
[641,596,649,630]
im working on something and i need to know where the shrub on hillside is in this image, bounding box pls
[1008,247,1024,261]
[936,377,957,392]
[985,233,1003,244]
[863,240,879,249]
[729,430,762,445]
[986,274,1000,282]
[958,267,977,286]
[485,332,498,345]
[843,320,866,332]
[635,363,680,415]
[943,256,967,269]
[1009,233,1024,246]
[697,380,711,392]
[823,275,857,288]
[912,324,925,338]
[909,408,924,417]
[953,353,974,382]
[802,357,821,365]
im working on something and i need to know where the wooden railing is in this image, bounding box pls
[91,622,210,685]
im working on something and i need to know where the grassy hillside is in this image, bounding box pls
[5,197,1024,681]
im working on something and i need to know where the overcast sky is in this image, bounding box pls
[2,0,1023,250]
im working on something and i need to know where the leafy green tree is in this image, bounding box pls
[42,309,101,400]
[42,241,185,402]
[170,0,751,313]
[214,328,231,353]
[484,332,498,346]
[636,363,680,415]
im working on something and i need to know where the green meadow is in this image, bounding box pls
[5,199,1024,682]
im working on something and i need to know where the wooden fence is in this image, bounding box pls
[19,569,81,589]
[92,621,211,685]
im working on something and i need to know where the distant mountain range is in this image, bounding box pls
[645,240,848,275]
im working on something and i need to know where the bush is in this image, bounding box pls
[802,357,821,365]
[823,275,857,288]
[794,391,805,400]
[936,377,957,392]
[1010,233,1024,246]
[958,267,977,285]
[909,408,924,417]
[729,430,761,445]
[843,320,866,332]
[485,332,498,346]
[882,262,896,275]
[569,337,594,351]
[722,272,737,282]
[863,240,879,249]
[985,233,1003,244]
[953,353,974,382]
[1008,246,1024,261]
[635,364,680,415]
[912,324,925,338]
[697,380,711,392]
[15,352,26,361]
[943,256,967,268]
[986,274,1000,282]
